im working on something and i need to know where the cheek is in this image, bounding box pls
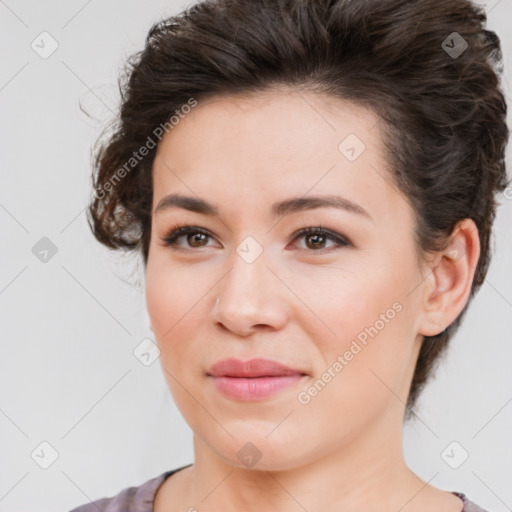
[306,264,401,348]
[145,267,176,336]
[145,257,211,377]
[308,262,417,406]
[299,316,413,432]
[145,261,195,379]
[145,253,200,335]
[145,267,201,412]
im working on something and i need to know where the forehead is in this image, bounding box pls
[155,89,382,165]
[151,89,408,227]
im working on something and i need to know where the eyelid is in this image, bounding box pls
[290,226,351,247]
[159,225,214,249]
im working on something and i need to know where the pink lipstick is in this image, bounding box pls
[207,357,307,401]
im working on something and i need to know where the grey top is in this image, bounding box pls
[68,463,491,512]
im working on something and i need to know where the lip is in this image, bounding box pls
[207,358,308,401]
[208,357,306,377]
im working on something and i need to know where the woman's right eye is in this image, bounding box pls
[160,225,213,250]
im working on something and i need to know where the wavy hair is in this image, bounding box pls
[86,0,510,417]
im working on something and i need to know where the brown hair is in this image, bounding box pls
[86,0,509,418]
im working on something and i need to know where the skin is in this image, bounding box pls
[145,88,480,512]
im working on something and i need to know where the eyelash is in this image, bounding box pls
[159,224,351,253]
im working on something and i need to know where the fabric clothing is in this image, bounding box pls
[68,463,490,512]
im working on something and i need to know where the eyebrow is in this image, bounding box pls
[154,193,372,220]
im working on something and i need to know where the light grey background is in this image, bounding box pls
[1,1,511,511]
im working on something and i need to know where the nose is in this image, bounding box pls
[211,248,290,337]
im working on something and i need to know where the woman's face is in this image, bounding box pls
[145,89,428,470]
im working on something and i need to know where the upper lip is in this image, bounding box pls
[207,358,307,378]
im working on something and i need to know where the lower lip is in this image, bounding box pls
[209,374,305,400]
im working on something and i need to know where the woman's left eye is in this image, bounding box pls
[160,225,351,252]
[291,226,351,251]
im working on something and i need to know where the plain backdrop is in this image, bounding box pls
[1,1,511,511]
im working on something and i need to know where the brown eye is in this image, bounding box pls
[161,226,214,249]
[186,232,209,247]
[291,227,351,251]
[305,233,328,249]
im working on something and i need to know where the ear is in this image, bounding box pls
[417,218,481,337]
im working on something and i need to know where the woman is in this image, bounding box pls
[70,0,509,510]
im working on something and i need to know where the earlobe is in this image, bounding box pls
[417,218,480,337]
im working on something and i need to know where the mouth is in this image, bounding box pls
[207,357,308,401]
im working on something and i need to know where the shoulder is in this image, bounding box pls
[67,470,174,512]
[452,491,493,512]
